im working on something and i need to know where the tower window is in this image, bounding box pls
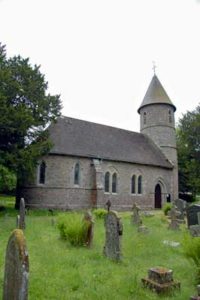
[112,173,117,193]
[39,161,46,184]
[131,175,136,194]
[168,110,172,123]
[138,175,142,194]
[105,172,110,192]
[143,112,147,125]
[74,163,80,185]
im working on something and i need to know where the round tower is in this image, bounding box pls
[138,74,178,201]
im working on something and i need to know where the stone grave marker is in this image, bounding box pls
[83,211,94,247]
[174,198,186,221]
[3,229,29,300]
[103,211,123,261]
[137,220,149,233]
[132,203,141,225]
[142,266,180,294]
[168,206,181,230]
[19,198,26,230]
[189,225,200,237]
[186,204,200,227]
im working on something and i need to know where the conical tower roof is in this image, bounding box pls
[138,75,176,113]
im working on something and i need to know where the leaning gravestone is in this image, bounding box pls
[103,211,123,261]
[83,211,94,247]
[19,198,26,230]
[3,229,29,300]
[186,205,200,227]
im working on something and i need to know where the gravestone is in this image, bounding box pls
[103,211,123,261]
[142,267,180,294]
[132,203,141,225]
[3,229,29,300]
[168,206,181,230]
[186,205,200,227]
[83,211,94,247]
[19,198,26,230]
[174,198,186,220]
[189,225,200,237]
[137,219,149,233]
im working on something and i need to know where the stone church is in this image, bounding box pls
[22,74,178,210]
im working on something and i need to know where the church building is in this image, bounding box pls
[22,74,178,210]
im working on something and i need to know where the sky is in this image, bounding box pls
[0,0,200,132]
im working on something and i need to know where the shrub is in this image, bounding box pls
[93,208,107,219]
[163,203,172,216]
[182,233,200,282]
[57,213,89,246]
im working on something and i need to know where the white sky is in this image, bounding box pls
[0,0,200,132]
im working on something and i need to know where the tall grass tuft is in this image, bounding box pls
[57,213,89,246]
[182,233,200,282]
[162,202,172,215]
[93,208,107,219]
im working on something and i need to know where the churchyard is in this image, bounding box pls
[0,196,199,299]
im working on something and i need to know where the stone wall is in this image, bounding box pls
[22,154,174,210]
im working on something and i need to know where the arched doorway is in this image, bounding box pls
[155,184,162,208]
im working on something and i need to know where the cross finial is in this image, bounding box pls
[152,61,157,75]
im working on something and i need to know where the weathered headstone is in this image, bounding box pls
[189,225,200,237]
[190,285,200,300]
[83,211,94,247]
[19,198,26,230]
[174,198,187,221]
[103,211,123,261]
[186,205,200,227]
[132,203,141,225]
[168,206,181,230]
[3,229,29,300]
[142,267,180,294]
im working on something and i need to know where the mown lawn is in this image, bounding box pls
[0,196,197,299]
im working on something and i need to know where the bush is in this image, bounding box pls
[93,208,107,219]
[183,234,200,282]
[162,203,172,216]
[57,213,89,246]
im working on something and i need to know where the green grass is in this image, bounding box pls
[0,197,197,299]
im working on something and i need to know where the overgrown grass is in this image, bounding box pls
[0,197,197,299]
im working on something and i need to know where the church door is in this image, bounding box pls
[155,184,162,208]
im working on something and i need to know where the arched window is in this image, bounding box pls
[131,175,136,194]
[138,175,142,194]
[112,173,117,193]
[74,163,80,185]
[104,172,110,192]
[168,110,172,123]
[143,112,147,125]
[39,161,46,184]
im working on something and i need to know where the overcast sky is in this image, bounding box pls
[0,0,200,132]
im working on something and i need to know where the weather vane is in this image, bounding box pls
[152,61,157,75]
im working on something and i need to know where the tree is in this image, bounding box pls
[0,44,62,207]
[177,104,200,197]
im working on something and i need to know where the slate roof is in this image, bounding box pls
[48,116,173,169]
[138,75,176,113]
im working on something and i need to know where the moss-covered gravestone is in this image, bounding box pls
[3,229,29,300]
[103,211,123,261]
